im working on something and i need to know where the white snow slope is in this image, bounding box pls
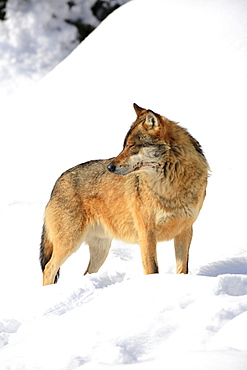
[1,0,247,369]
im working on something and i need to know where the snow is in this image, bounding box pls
[1,0,247,369]
[0,0,129,96]
[0,0,78,96]
[1,271,247,369]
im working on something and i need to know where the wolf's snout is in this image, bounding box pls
[107,162,116,173]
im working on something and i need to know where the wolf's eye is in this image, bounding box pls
[130,147,140,155]
[143,140,153,147]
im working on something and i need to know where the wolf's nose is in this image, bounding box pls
[107,163,116,173]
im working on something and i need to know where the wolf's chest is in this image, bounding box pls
[154,199,198,241]
[155,209,173,227]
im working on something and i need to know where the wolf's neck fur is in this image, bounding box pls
[143,148,208,205]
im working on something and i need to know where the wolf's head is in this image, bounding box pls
[107,104,170,176]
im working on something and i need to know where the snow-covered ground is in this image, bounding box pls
[0,0,129,96]
[1,0,247,369]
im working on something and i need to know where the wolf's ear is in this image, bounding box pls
[133,103,145,116]
[144,112,159,130]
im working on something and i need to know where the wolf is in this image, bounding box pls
[40,104,209,285]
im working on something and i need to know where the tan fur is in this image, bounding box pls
[40,104,209,285]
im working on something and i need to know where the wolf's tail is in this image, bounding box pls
[40,225,60,283]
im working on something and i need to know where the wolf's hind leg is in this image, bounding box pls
[42,242,79,285]
[42,250,66,286]
[174,226,193,274]
[84,237,112,275]
[42,231,84,285]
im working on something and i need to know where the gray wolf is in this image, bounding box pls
[40,104,209,285]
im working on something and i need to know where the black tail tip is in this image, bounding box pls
[54,269,60,284]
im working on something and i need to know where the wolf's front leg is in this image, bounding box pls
[174,226,193,274]
[139,230,159,274]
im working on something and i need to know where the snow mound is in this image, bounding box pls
[1,273,247,369]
